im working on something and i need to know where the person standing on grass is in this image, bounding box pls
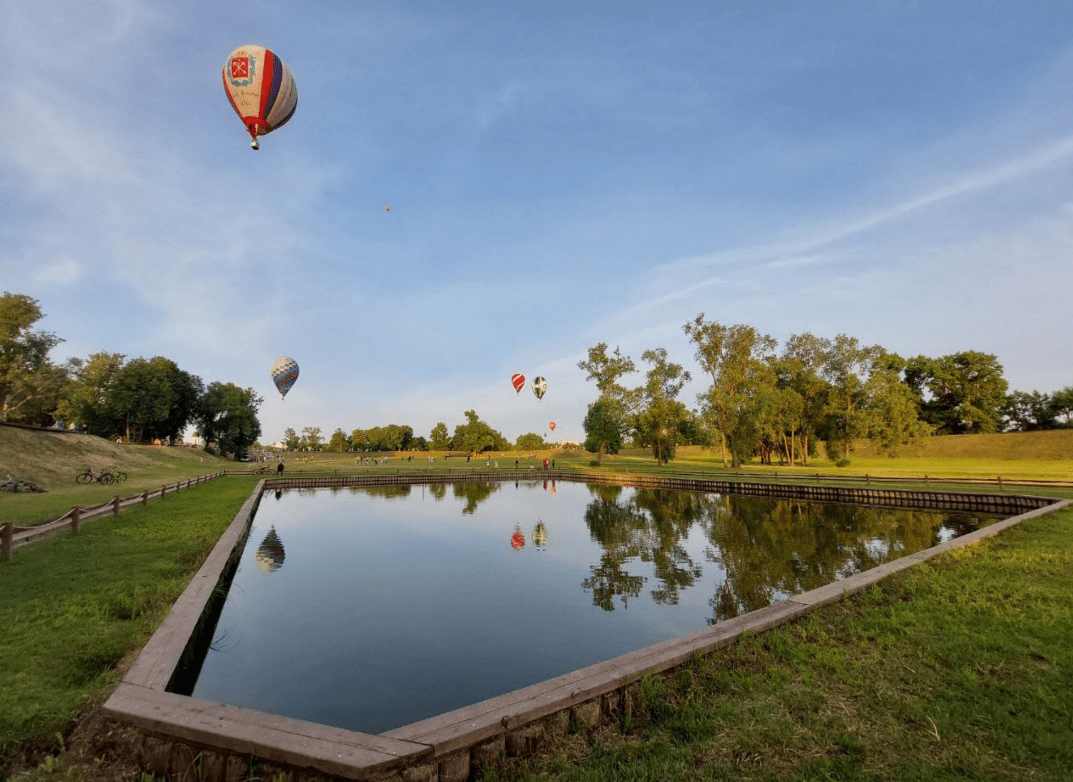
[277,458,285,476]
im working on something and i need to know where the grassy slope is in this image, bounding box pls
[0,425,233,525]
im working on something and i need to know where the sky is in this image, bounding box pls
[4,1,1073,446]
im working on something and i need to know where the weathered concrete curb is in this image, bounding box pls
[102,477,1070,781]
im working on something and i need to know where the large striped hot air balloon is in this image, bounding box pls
[222,45,298,150]
[532,376,547,400]
[271,356,299,399]
[511,374,525,394]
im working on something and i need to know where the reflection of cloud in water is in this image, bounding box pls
[255,526,286,572]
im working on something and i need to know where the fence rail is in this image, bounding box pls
[1,472,225,560]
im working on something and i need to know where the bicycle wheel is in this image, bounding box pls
[113,471,127,483]
[76,471,92,485]
[99,473,115,485]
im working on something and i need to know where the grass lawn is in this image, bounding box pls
[2,426,1072,780]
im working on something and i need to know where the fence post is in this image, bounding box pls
[142,490,149,505]
[113,496,120,517]
[1,523,12,561]
[925,475,929,486]
[998,476,1003,491]
[72,507,81,535]
[161,485,167,499]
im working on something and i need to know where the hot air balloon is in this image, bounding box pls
[511,374,525,394]
[271,356,299,399]
[222,45,298,150]
[548,421,556,432]
[532,376,547,400]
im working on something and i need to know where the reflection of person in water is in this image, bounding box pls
[254,526,286,572]
[533,521,548,551]
[510,524,525,550]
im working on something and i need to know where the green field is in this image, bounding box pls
[2,426,1072,781]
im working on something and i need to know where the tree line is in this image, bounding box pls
[0,292,262,458]
[579,314,1073,467]
[278,411,552,454]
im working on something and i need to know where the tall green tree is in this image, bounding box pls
[328,428,351,451]
[820,335,885,461]
[0,292,63,423]
[775,332,832,466]
[301,426,323,450]
[107,358,173,442]
[904,351,1008,434]
[633,348,691,464]
[683,315,777,467]
[194,383,263,458]
[1002,391,1056,432]
[516,432,546,450]
[429,422,450,450]
[283,427,301,450]
[577,342,636,403]
[863,354,931,456]
[62,353,127,436]
[1049,386,1073,427]
[451,410,508,453]
[582,398,627,464]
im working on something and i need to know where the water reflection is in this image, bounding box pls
[192,481,999,735]
[254,526,285,573]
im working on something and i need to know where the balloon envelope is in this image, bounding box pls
[511,373,525,393]
[548,421,556,431]
[532,376,547,400]
[271,356,299,398]
[223,45,298,147]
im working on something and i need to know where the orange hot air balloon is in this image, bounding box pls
[222,45,298,150]
[511,374,525,394]
[548,421,556,432]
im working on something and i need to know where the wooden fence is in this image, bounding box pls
[0,472,224,560]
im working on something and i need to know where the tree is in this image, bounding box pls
[822,335,884,461]
[683,315,776,467]
[301,426,323,450]
[107,358,173,442]
[57,352,127,435]
[577,343,636,403]
[582,398,627,464]
[0,293,63,422]
[905,351,1008,434]
[451,410,508,453]
[283,427,301,450]
[328,428,351,452]
[516,432,546,450]
[633,348,691,464]
[775,333,831,466]
[194,383,263,458]
[429,422,450,450]
[1049,386,1073,427]
[1002,391,1056,432]
[863,355,931,456]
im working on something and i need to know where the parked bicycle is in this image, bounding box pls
[110,467,128,483]
[75,467,114,485]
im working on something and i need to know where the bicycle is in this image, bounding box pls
[75,467,114,485]
[110,467,128,483]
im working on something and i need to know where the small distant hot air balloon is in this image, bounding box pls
[511,374,525,394]
[548,421,556,432]
[271,356,299,399]
[222,45,298,150]
[532,376,547,400]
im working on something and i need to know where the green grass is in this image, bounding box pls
[0,426,232,525]
[0,479,252,772]
[2,427,1073,781]
[482,505,1073,782]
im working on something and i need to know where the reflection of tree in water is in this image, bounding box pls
[452,481,500,515]
[427,483,448,501]
[702,496,959,624]
[254,526,285,573]
[581,489,704,611]
[347,484,412,500]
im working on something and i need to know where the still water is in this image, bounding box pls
[187,480,995,734]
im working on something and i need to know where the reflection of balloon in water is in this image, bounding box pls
[548,421,556,432]
[532,376,547,400]
[549,481,557,497]
[254,526,285,572]
[271,356,299,399]
[510,524,525,550]
[533,521,548,550]
[222,45,298,150]
[511,374,525,394]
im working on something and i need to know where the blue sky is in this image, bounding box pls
[4,1,1072,445]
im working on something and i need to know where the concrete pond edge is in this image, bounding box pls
[102,476,1071,782]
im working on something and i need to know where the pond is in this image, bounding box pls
[181,479,997,734]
